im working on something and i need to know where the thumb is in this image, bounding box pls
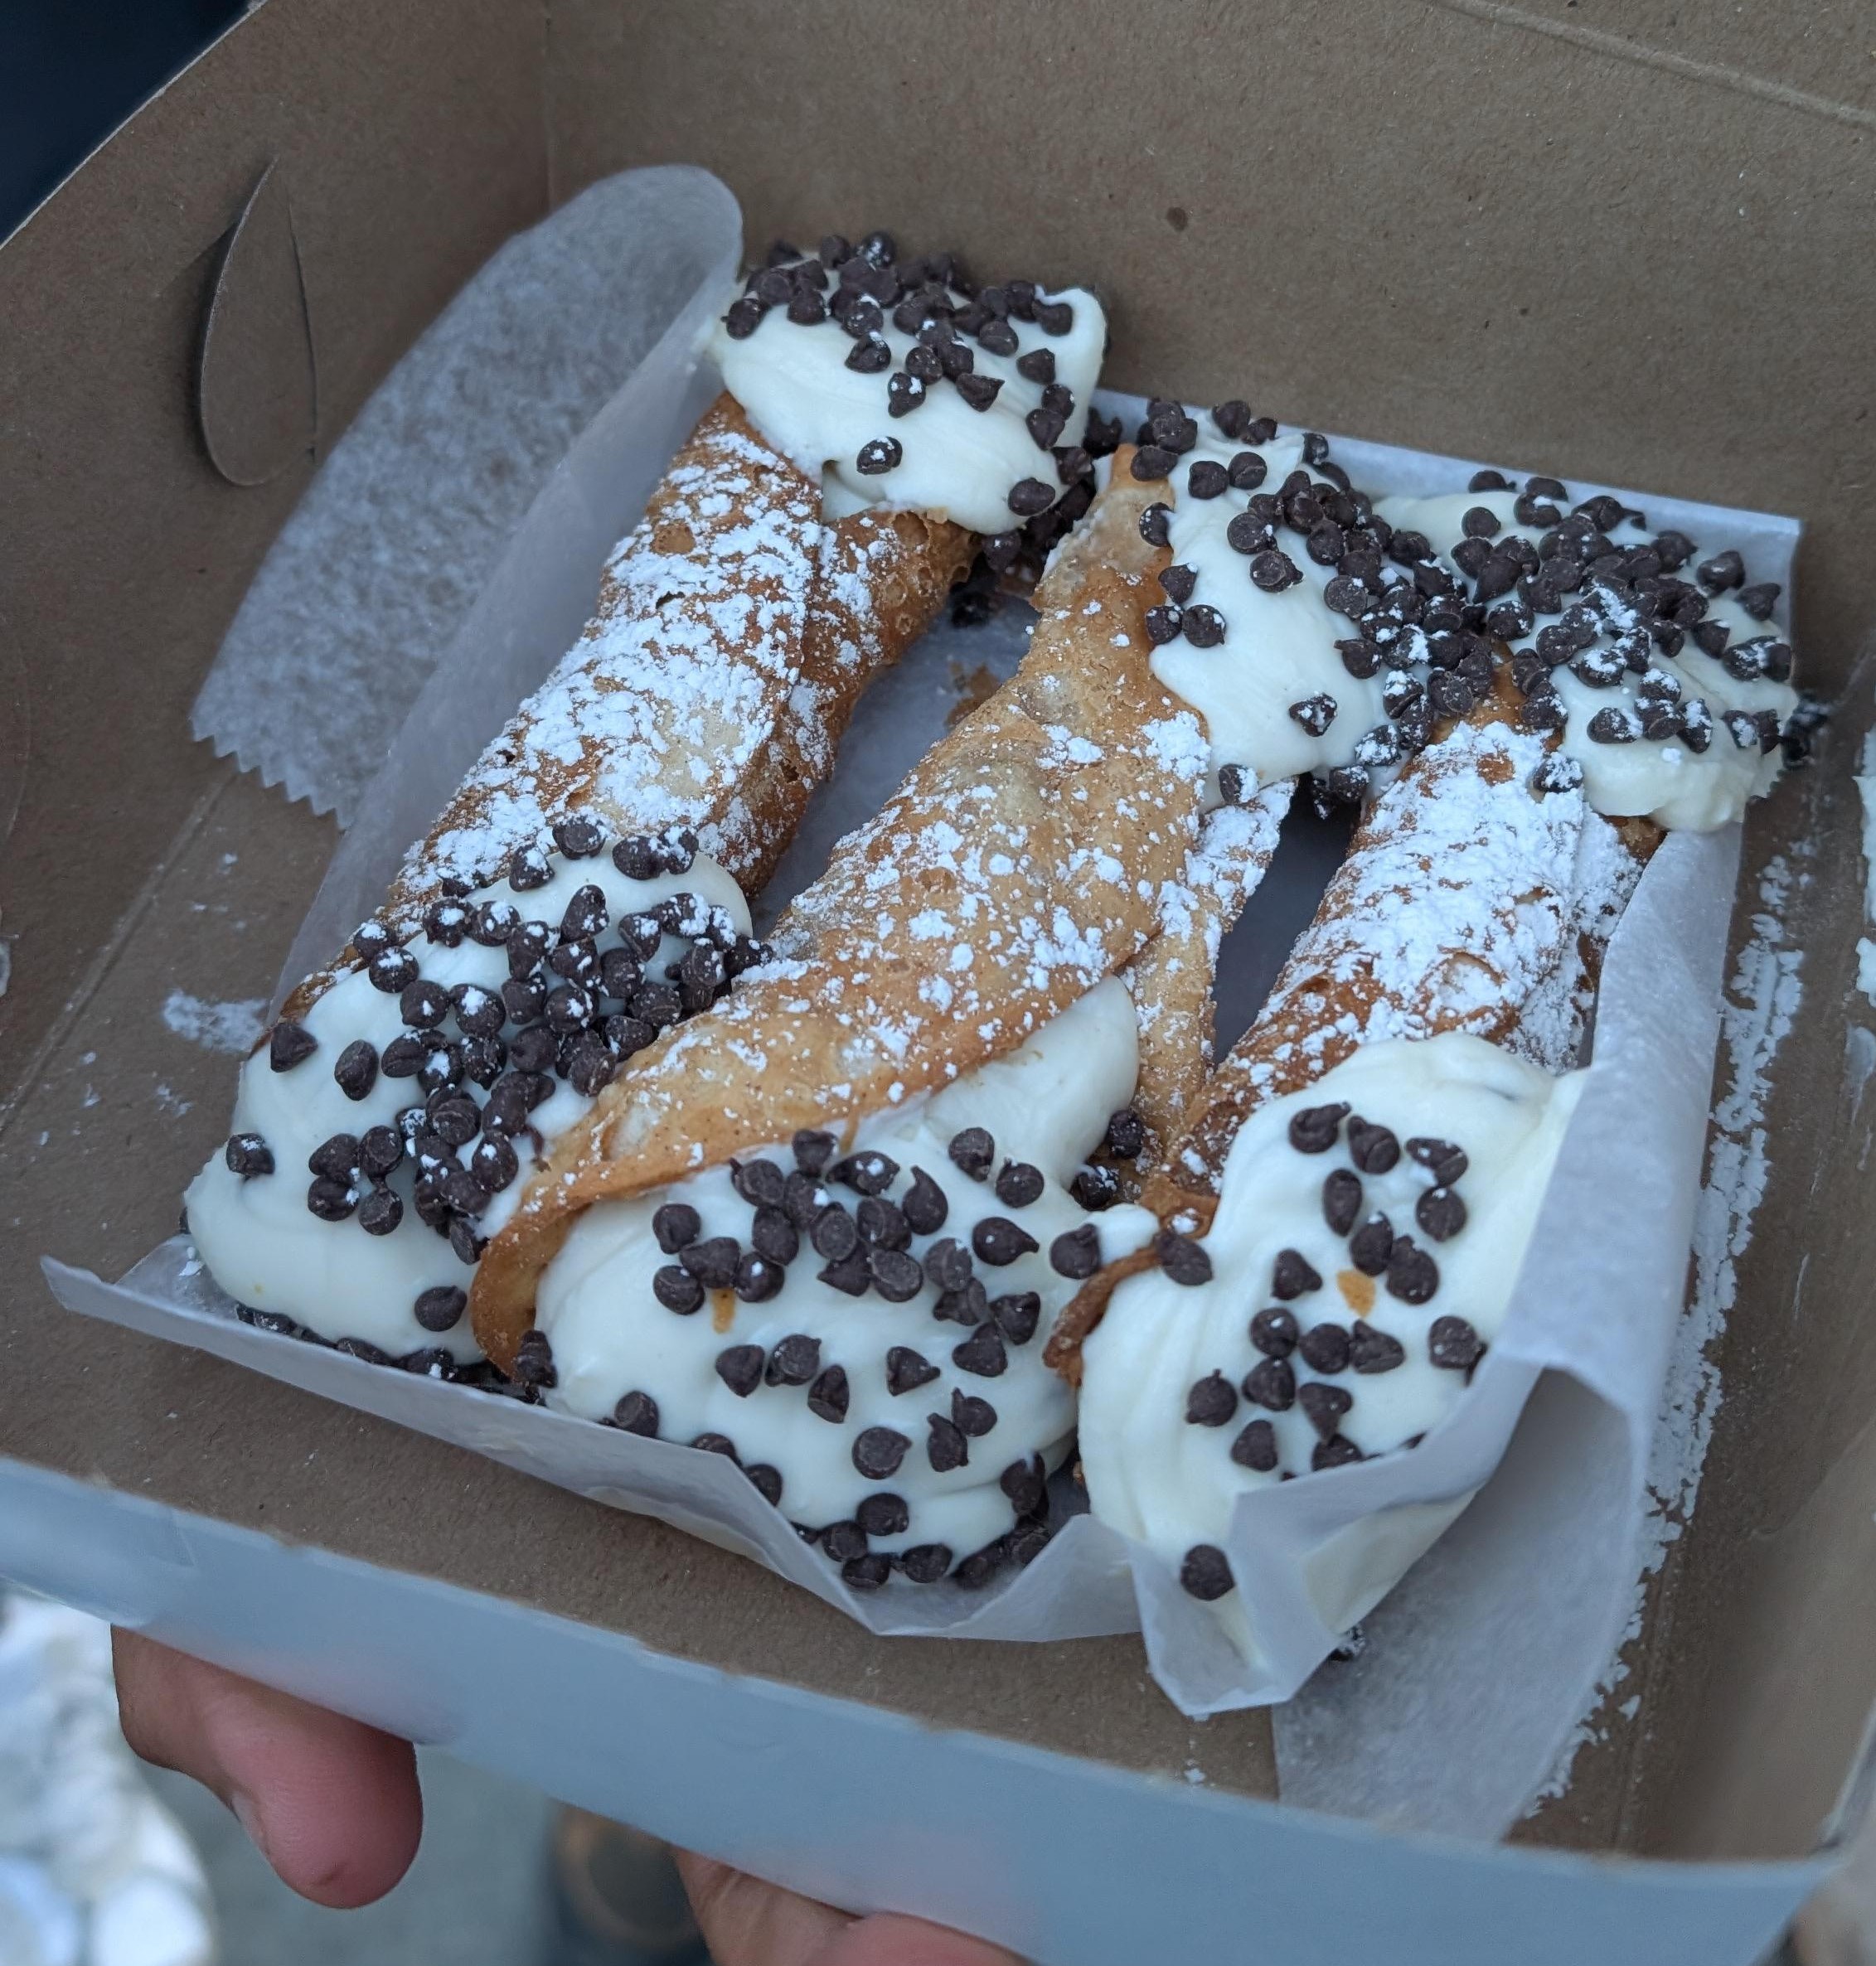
[113,1629,422,1908]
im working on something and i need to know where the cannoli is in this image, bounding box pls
[458,465,1244,1582]
[185,231,1109,1370]
[1065,482,1801,1636]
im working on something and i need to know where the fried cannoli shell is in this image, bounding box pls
[471,468,1207,1368]
[1045,673,1663,1383]
[284,395,971,1021]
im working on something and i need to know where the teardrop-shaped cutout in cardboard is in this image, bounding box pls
[197,162,316,487]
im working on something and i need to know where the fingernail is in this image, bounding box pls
[232,1790,270,1861]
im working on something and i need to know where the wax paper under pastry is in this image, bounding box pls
[191,166,741,826]
[49,170,1804,1837]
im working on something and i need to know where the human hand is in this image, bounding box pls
[114,1632,1019,1961]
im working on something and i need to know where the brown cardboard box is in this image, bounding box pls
[3,4,1874,1959]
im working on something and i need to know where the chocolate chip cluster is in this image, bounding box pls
[1129,400,1440,811]
[721,232,1117,590]
[1166,1101,1487,1605]
[225,821,766,1355]
[518,1106,1143,1592]
[1413,472,1804,782]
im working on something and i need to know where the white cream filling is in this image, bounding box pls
[1078,1033,1581,1649]
[1151,429,1403,787]
[1377,487,1796,830]
[187,853,749,1363]
[710,272,1106,538]
[538,978,1157,1559]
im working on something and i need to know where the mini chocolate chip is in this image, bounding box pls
[995,1160,1045,1208]
[822,1521,867,1564]
[1349,1323,1406,1373]
[367,949,419,994]
[1185,1371,1239,1426]
[1144,604,1184,646]
[653,1265,705,1315]
[1345,1118,1400,1174]
[1348,1213,1394,1276]
[1231,1421,1279,1472]
[900,1544,953,1583]
[1323,1168,1363,1235]
[414,1285,466,1331]
[900,1167,948,1234]
[750,1205,800,1266]
[833,1150,898,1196]
[560,884,609,942]
[1531,753,1585,795]
[953,1387,997,1436]
[1244,1354,1297,1410]
[856,436,902,473]
[856,1195,910,1250]
[1049,1225,1101,1279]
[992,1290,1041,1344]
[1137,501,1173,548]
[1131,443,1177,481]
[225,1132,274,1178]
[691,1433,739,1461]
[977,318,1020,356]
[854,1427,911,1479]
[735,1252,783,1302]
[1737,582,1781,622]
[808,1365,851,1422]
[1299,1380,1352,1439]
[1299,1322,1351,1374]
[1017,347,1056,384]
[1288,693,1337,736]
[1033,299,1074,335]
[955,371,1002,411]
[1251,1306,1299,1358]
[1180,1545,1234,1600]
[330,1039,378,1101]
[357,1187,403,1236]
[1182,603,1226,647]
[1416,1186,1466,1241]
[856,1493,909,1539]
[1268,1249,1321,1301]
[1386,1236,1440,1304]
[812,1204,860,1261]
[868,1245,925,1302]
[400,980,449,1029]
[613,1391,659,1436]
[1007,477,1055,516]
[953,1323,1008,1377]
[999,1455,1048,1518]
[1313,1436,1365,1470]
[552,816,604,858]
[1289,1102,1350,1153]
[716,1344,765,1397]
[972,1217,1037,1266]
[885,1345,940,1395]
[1249,550,1302,593]
[1103,1108,1146,1160]
[269,1020,318,1071]
[927,1414,969,1473]
[1429,1315,1485,1371]
[923,1236,975,1293]
[766,1334,821,1387]
[744,1465,785,1508]
[1462,504,1501,540]
[1157,1231,1212,1286]
[308,1132,360,1179]
[1026,405,1066,451]
[730,1158,787,1208]
[793,1129,836,1174]
[886,372,925,418]
[1588,706,1639,744]
[1187,458,1229,500]
[1697,548,1745,593]
[470,1135,519,1194]
[381,1034,429,1079]
[1159,563,1198,605]
[652,1203,700,1253]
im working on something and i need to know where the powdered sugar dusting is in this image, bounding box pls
[1529,843,1805,1807]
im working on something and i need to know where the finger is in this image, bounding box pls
[676,1850,1022,1966]
[113,1630,422,1909]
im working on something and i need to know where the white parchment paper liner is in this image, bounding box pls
[192,166,742,825]
[41,168,1802,1830]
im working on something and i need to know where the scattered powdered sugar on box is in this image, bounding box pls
[159,991,267,1054]
[1529,843,1806,1807]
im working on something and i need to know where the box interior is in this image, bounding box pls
[3,0,1874,1862]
